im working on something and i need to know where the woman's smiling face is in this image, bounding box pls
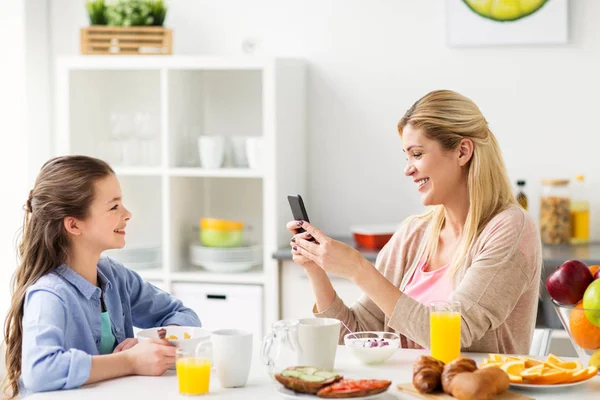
[402,123,466,206]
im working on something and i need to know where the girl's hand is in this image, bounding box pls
[124,338,176,376]
[291,221,366,281]
[113,338,139,353]
[286,220,320,272]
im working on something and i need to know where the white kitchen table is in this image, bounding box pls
[28,346,600,399]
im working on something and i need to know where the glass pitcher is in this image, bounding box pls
[261,319,301,377]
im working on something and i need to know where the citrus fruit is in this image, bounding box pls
[462,0,548,22]
[569,302,600,350]
[590,349,600,368]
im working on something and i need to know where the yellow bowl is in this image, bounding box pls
[200,218,244,232]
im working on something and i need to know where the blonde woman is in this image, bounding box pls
[287,90,542,354]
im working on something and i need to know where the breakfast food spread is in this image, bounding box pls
[410,356,510,400]
[412,355,444,393]
[275,366,391,398]
[316,379,391,398]
[157,328,191,341]
[274,366,343,395]
[481,353,598,385]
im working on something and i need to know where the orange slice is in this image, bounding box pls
[517,355,544,368]
[526,367,570,385]
[546,360,583,372]
[501,360,525,383]
[520,364,544,380]
[571,366,598,382]
[546,354,566,365]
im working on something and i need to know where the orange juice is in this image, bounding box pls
[176,357,211,395]
[570,203,589,244]
[430,311,461,364]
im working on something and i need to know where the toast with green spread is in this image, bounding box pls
[274,366,343,394]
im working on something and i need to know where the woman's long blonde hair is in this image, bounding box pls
[2,155,113,399]
[398,90,516,277]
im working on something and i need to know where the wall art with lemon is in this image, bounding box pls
[447,0,569,46]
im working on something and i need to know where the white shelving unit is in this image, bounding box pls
[55,55,307,339]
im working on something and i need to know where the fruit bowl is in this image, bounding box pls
[551,299,600,369]
[343,331,400,364]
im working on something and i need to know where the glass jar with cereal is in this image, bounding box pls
[540,179,571,244]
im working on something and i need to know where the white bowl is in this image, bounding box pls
[137,326,210,354]
[344,331,400,364]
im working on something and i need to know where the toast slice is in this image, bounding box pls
[274,366,343,395]
[316,379,392,398]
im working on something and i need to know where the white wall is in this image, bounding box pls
[0,2,29,330]
[47,0,600,238]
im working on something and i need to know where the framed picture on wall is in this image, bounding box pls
[446,0,569,47]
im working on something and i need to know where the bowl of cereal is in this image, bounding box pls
[344,331,400,364]
[137,326,210,354]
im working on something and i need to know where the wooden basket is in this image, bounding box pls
[80,26,172,55]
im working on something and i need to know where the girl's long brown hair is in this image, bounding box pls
[2,155,113,398]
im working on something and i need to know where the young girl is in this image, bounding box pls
[3,155,201,398]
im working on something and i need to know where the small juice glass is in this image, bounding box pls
[430,301,461,364]
[176,341,212,395]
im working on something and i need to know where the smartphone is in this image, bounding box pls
[287,194,315,241]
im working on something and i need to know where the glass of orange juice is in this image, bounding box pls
[176,342,212,395]
[430,301,461,364]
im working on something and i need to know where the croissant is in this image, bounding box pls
[449,367,510,400]
[441,357,478,394]
[412,355,445,393]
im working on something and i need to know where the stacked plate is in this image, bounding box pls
[189,243,262,273]
[103,245,161,270]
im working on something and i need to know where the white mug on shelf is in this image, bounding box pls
[198,136,225,169]
[245,137,264,170]
[229,136,249,167]
[211,329,253,388]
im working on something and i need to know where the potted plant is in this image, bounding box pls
[81,0,172,55]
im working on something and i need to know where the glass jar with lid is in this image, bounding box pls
[540,179,571,244]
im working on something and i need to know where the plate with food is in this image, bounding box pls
[480,353,598,388]
[275,366,391,399]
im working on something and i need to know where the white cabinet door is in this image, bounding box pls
[171,283,264,339]
[280,261,363,320]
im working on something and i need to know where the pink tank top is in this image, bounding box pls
[403,258,453,306]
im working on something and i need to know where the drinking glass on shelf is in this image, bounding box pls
[134,112,158,166]
[109,113,134,166]
[180,125,201,167]
[430,301,461,364]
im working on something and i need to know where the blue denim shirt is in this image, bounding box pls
[20,256,201,395]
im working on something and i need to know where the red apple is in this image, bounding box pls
[546,259,593,305]
[595,269,600,280]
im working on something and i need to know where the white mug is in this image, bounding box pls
[211,329,253,388]
[245,137,264,170]
[297,318,340,370]
[198,136,225,169]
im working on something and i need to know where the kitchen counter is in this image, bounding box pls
[273,238,600,266]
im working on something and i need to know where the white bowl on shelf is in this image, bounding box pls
[189,243,262,273]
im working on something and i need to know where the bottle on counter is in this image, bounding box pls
[570,175,590,244]
[540,179,571,245]
[516,180,528,211]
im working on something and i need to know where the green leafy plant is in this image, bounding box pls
[85,0,168,27]
[86,0,108,25]
[147,0,167,26]
[107,0,153,26]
